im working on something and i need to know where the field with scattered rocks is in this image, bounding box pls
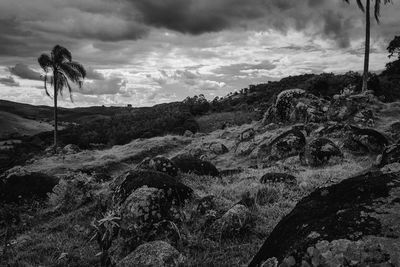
[1,89,400,266]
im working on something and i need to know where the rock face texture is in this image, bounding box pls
[300,138,342,167]
[117,241,185,267]
[137,156,178,177]
[113,169,193,205]
[0,171,59,202]
[248,171,400,267]
[171,154,219,177]
[257,129,306,164]
[344,125,389,155]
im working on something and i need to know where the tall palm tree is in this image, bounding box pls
[344,0,392,92]
[38,45,86,148]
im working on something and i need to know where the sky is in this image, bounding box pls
[0,0,399,108]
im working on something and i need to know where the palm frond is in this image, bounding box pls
[356,0,365,12]
[38,54,52,72]
[43,74,52,98]
[51,45,72,63]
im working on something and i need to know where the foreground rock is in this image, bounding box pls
[259,173,296,185]
[257,129,306,164]
[248,171,400,266]
[0,171,59,202]
[378,143,400,168]
[171,154,219,177]
[137,156,178,177]
[300,138,342,167]
[113,169,193,204]
[344,125,389,154]
[117,241,185,267]
[120,186,184,248]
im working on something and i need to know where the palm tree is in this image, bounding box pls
[344,0,392,92]
[38,45,86,148]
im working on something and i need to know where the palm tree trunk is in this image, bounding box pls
[53,72,58,148]
[362,0,371,92]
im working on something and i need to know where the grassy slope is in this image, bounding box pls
[2,99,400,266]
[0,111,53,138]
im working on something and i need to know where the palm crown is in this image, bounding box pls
[344,0,392,22]
[38,45,86,101]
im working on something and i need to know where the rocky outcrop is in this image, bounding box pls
[263,89,328,124]
[248,171,400,266]
[137,156,178,177]
[171,154,219,177]
[257,129,306,164]
[117,241,185,267]
[112,169,193,205]
[343,125,389,154]
[300,138,343,167]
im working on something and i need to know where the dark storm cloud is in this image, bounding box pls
[9,64,42,81]
[0,76,20,87]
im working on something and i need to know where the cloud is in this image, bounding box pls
[80,75,127,95]
[0,76,19,87]
[9,63,42,80]
[85,67,105,80]
[215,60,277,76]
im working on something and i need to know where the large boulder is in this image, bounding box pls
[171,154,219,177]
[0,171,59,202]
[248,171,400,266]
[343,125,389,154]
[113,169,193,205]
[327,94,369,122]
[300,138,343,167]
[117,241,185,267]
[120,186,184,248]
[258,129,306,163]
[137,156,178,177]
[260,173,297,185]
[263,89,328,124]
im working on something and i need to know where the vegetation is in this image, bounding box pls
[344,0,393,91]
[38,45,87,148]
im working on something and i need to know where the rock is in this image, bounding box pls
[117,241,185,267]
[62,144,80,154]
[343,125,389,154]
[171,154,219,177]
[208,142,229,155]
[208,204,251,239]
[119,186,184,247]
[137,156,178,177]
[327,94,369,122]
[260,172,297,185]
[248,171,400,266]
[240,128,256,142]
[113,169,193,205]
[378,143,400,167]
[0,171,59,202]
[258,129,306,163]
[300,138,342,167]
[183,130,193,137]
[235,141,257,156]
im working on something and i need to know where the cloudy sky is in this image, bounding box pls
[0,0,399,107]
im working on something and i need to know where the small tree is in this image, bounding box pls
[38,45,86,148]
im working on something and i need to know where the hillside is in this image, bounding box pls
[1,88,400,266]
